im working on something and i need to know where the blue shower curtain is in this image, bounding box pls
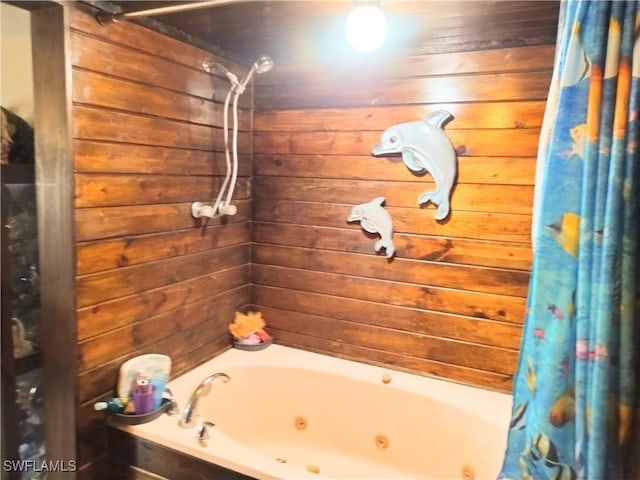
[500,2,639,479]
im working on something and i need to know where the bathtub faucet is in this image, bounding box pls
[179,372,230,428]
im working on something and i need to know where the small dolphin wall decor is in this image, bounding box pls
[372,110,457,221]
[347,197,395,259]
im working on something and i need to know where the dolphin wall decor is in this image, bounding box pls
[347,197,395,259]
[372,110,457,220]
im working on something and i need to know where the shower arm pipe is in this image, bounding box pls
[235,65,258,94]
[96,0,240,26]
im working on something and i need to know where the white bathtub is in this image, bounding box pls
[114,345,512,479]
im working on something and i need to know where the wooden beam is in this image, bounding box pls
[31,3,77,477]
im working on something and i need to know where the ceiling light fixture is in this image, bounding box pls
[345,4,387,53]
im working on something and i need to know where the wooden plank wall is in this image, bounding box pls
[68,4,251,475]
[252,43,556,393]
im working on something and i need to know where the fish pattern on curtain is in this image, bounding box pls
[500,1,639,480]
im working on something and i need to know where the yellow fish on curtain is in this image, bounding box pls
[499,1,639,479]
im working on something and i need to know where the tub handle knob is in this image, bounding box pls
[197,421,215,442]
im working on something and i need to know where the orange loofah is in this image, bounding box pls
[229,310,266,339]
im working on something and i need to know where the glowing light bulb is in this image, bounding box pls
[345,5,387,52]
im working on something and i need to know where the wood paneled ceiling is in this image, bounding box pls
[101,1,559,65]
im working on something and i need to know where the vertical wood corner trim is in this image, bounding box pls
[32,3,77,476]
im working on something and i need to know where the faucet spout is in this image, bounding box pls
[179,372,230,428]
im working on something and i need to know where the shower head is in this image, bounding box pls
[202,61,239,85]
[253,55,274,74]
[238,55,274,91]
[203,55,273,95]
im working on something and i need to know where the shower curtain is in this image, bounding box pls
[500,1,639,479]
